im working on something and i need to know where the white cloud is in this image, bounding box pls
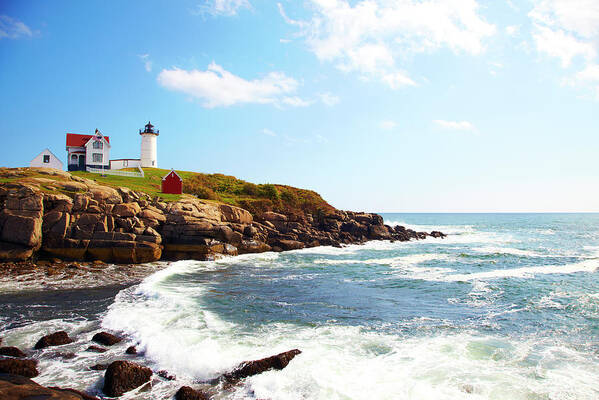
[0,15,32,39]
[199,0,251,16]
[280,0,495,89]
[529,0,599,66]
[434,120,476,131]
[532,24,595,67]
[139,54,152,72]
[261,128,277,136]
[281,96,312,107]
[505,25,520,36]
[318,92,340,106]
[157,62,302,108]
[380,120,397,130]
[564,63,599,99]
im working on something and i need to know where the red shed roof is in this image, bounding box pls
[66,133,110,147]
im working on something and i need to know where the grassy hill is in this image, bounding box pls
[71,168,335,216]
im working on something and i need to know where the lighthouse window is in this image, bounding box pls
[92,153,103,163]
[152,161,155,166]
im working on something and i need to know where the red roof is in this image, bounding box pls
[66,133,110,147]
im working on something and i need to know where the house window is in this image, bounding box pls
[124,160,128,167]
[93,141,103,149]
[43,155,50,163]
[70,154,77,164]
[92,153,103,163]
[152,160,155,166]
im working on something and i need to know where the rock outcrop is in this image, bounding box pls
[34,331,74,350]
[102,361,152,397]
[0,359,39,378]
[0,347,26,358]
[0,374,99,400]
[91,332,121,346]
[176,386,210,400]
[221,349,302,383]
[0,168,445,264]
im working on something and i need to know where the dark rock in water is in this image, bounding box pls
[157,369,175,380]
[92,332,122,346]
[125,345,137,355]
[86,345,107,353]
[34,331,74,349]
[103,360,152,397]
[222,349,301,383]
[0,346,26,358]
[175,386,210,400]
[0,358,39,377]
[0,373,97,399]
[89,363,108,371]
[430,230,446,238]
[51,352,77,360]
[49,386,101,400]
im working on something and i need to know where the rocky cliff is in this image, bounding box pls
[0,168,444,263]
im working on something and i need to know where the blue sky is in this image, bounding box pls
[1,0,598,212]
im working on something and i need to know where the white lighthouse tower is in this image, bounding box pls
[140,121,158,168]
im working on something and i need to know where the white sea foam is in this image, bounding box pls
[101,272,599,400]
[471,246,545,257]
[444,259,599,282]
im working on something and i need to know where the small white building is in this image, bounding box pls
[30,148,63,170]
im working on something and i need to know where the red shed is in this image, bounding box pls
[161,169,182,194]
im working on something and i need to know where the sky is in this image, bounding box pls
[0,0,598,213]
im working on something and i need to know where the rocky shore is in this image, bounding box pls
[0,168,445,265]
[0,329,302,399]
[0,167,446,399]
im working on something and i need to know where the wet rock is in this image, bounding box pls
[0,346,26,358]
[222,349,301,383]
[0,358,39,377]
[430,230,446,238]
[157,369,175,380]
[34,331,74,349]
[86,345,107,353]
[175,386,210,400]
[89,363,108,371]
[49,386,101,400]
[92,332,122,346]
[125,346,137,355]
[103,360,152,397]
[0,373,96,399]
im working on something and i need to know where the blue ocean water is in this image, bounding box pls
[2,213,599,399]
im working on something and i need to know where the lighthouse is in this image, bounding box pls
[140,121,158,168]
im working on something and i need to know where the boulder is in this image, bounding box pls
[219,204,253,224]
[0,346,26,358]
[125,346,137,355]
[89,364,108,371]
[222,349,301,383]
[34,331,74,350]
[112,203,142,218]
[0,374,97,399]
[86,346,107,353]
[89,186,122,204]
[92,332,122,346]
[0,359,39,378]
[103,360,152,397]
[175,386,210,400]
[261,211,287,222]
[0,212,42,248]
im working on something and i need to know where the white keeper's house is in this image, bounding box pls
[65,121,159,172]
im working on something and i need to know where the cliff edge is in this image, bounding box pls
[0,168,444,263]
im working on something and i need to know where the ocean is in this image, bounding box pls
[1,213,598,399]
